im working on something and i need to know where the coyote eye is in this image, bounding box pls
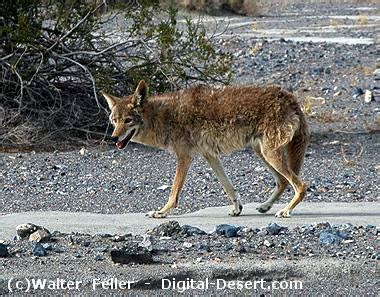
[124,117,133,124]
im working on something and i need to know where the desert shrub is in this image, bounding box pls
[0,0,231,148]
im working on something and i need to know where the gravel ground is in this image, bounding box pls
[1,132,379,215]
[0,221,378,294]
[1,3,379,295]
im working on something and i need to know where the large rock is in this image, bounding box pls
[150,221,182,237]
[16,223,51,241]
[16,223,39,238]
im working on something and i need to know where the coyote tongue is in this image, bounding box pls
[115,129,135,149]
[116,139,127,149]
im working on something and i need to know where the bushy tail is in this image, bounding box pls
[286,113,309,175]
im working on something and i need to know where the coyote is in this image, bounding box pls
[102,80,309,218]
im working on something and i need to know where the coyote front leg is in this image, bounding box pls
[147,152,192,218]
[203,154,243,216]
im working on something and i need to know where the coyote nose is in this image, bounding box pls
[110,136,118,142]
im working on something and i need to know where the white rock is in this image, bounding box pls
[29,229,51,242]
[364,90,373,103]
[157,185,171,190]
[79,147,87,155]
[263,239,274,247]
[138,234,152,250]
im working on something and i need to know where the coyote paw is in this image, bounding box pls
[229,204,243,217]
[256,203,272,213]
[275,208,292,218]
[146,210,168,219]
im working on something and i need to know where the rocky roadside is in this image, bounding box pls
[0,221,378,294]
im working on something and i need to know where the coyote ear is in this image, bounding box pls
[132,80,149,107]
[101,92,119,110]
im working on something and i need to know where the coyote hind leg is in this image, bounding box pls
[253,146,288,214]
[203,153,243,216]
[260,145,306,218]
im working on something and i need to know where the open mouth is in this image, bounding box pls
[116,129,136,149]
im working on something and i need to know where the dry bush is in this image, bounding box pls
[0,0,231,148]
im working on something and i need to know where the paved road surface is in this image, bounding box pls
[1,202,378,238]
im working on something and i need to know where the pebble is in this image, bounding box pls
[33,243,47,257]
[352,87,364,98]
[364,90,373,103]
[0,243,10,257]
[183,242,193,248]
[199,243,210,252]
[263,240,274,247]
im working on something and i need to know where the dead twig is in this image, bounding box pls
[341,143,364,166]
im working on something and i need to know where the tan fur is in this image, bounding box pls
[103,81,310,218]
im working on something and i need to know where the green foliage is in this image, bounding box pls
[123,2,231,93]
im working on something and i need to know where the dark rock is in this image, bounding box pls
[33,243,47,257]
[151,221,182,237]
[267,223,288,235]
[319,229,349,245]
[0,243,10,257]
[352,87,364,98]
[111,244,154,265]
[199,243,210,252]
[182,225,207,236]
[215,224,240,238]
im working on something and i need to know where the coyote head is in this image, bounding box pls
[102,80,148,149]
